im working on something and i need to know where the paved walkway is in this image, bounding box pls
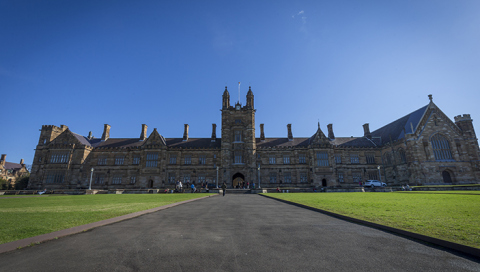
[0,194,479,271]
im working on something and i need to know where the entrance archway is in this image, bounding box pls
[442,170,453,183]
[148,180,154,188]
[322,179,327,187]
[232,173,245,188]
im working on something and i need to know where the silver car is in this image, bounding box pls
[364,180,387,187]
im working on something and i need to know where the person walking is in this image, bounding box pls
[221,182,227,197]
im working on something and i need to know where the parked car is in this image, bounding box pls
[364,180,387,187]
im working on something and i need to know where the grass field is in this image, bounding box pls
[0,194,213,244]
[264,191,480,249]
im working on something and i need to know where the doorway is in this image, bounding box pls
[322,179,327,187]
[232,173,245,188]
[442,170,453,183]
[148,180,154,188]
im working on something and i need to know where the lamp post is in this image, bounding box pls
[216,166,219,188]
[377,165,382,182]
[257,164,261,189]
[89,168,94,190]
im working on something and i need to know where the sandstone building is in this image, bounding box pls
[1,154,29,189]
[28,88,480,190]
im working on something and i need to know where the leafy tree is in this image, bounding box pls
[0,178,8,190]
[15,175,30,190]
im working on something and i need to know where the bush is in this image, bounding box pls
[15,175,29,190]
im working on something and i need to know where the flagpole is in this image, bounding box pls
[238,82,241,104]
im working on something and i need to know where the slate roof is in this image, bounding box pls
[332,137,380,148]
[166,138,221,149]
[370,105,428,145]
[256,138,310,148]
[96,138,145,149]
[3,162,23,170]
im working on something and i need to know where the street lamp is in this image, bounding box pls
[257,164,261,189]
[377,165,382,182]
[89,168,94,190]
[216,166,219,188]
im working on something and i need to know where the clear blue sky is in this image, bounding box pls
[1,0,479,166]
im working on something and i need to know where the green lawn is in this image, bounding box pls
[0,194,213,244]
[264,192,480,249]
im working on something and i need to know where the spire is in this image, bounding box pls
[246,86,254,109]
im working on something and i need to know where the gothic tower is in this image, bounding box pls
[221,86,256,187]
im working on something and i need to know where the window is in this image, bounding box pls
[352,172,362,184]
[132,156,140,165]
[183,174,191,183]
[382,152,392,165]
[169,155,177,165]
[94,174,105,184]
[431,134,453,161]
[146,153,158,167]
[350,154,360,164]
[168,173,175,184]
[49,152,69,164]
[284,172,291,183]
[112,176,122,184]
[316,152,329,166]
[234,152,242,164]
[283,156,290,164]
[299,154,306,164]
[214,154,216,158]
[198,175,206,184]
[199,155,206,165]
[269,173,277,183]
[184,155,191,165]
[45,171,65,183]
[97,156,107,166]
[334,154,342,164]
[269,155,276,164]
[115,156,124,165]
[130,176,136,184]
[368,172,378,180]
[338,172,344,183]
[398,148,407,163]
[234,130,242,142]
[366,153,375,164]
[300,173,308,183]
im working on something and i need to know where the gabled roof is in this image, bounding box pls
[370,105,429,145]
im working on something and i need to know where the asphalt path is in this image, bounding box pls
[1,194,479,271]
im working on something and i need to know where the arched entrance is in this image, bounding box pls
[148,180,154,188]
[322,179,327,187]
[442,170,453,183]
[232,173,245,188]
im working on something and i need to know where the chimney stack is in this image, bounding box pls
[183,124,189,141]
[0,154,5,166]
[327,124,335,139]
[260,124,265,141]
[101,124,111,141]
[287,124,293,141]
[363,123,372,139]
[88,131,93,140]
[20,159,24,165]
[211,124,217,142]
[140,124,148,141]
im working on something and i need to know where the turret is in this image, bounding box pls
[222,86,230,109]
[246,86,254,109]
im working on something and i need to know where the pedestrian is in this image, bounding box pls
[179,181,183,193]
[221,182,227,196]
[191,183,196,193]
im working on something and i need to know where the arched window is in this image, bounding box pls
[382,152,392,165]
[431,134,453,161]
[398,148,406,164]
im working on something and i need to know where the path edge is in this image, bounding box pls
[0,194,216,254]
[260,194,480,260]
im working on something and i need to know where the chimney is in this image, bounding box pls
[211,124,217,142]
[287,124,293,141]
[20,159,24,165]
[88,131,93,139]
[363,123,372,139]
[140,124,148,141]
[0,154,5,166]
[260,124,265,141]
[327,124,335,139]
[183,124,189,141]
[101,124,111,141]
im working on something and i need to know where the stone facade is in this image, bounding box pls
[28,89,480,190]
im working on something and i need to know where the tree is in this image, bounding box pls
[0,178,8,190]
[15,175,30,190]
